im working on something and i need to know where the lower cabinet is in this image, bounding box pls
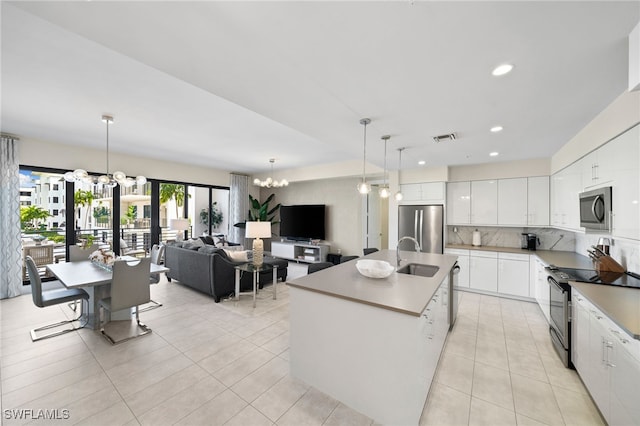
[497,253,530,297]
[444,248,469,288]
[469,251,498,293]
[572,287,640,425]
[533,256,550,322]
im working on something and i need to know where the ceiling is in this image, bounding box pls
[2,1,638,175]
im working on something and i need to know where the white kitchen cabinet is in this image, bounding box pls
[527,176,550,226]
[444,248,469,288]
[469,251,497,293]
[533,256,550,322]
[571,289,590,374]
[401,182,445,203]
[550,162,581,230]
[582,146,616,190]
[446,182,470,224]
[471,180,497,225]
[610,124,640,240]
[497,252,530,298]
[498,178,527,225]
[572,287,640,426]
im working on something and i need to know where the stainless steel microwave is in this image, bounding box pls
[579,186,612,232]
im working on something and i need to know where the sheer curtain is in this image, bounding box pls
[229,174,248,245]
[0,135,22,299]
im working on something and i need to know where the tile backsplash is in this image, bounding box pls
[447,226,640,273]
[447,226,575,252]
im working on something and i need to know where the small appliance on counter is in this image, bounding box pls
[472,229,481,247]
[521,233,538,250]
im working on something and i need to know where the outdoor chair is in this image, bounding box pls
[98,257,152,344]
[26,256,89,342]
[68,243,99,262]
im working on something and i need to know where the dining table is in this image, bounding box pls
[46,257,169,329]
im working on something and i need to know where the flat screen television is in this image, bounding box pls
[279,204,326,240]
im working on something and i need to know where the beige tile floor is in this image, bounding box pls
[1,269,604,426]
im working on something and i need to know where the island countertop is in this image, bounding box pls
[287,249,458,317]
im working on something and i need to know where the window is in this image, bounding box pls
[53,184,59,190]
[52,196,59,203]
[52,222,59,228]
[52,209,59,216]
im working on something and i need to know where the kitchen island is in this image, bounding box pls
[287,249,458,425]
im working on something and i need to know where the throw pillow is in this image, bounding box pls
[224,249,249,262]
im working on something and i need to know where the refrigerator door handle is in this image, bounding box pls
[419,210,424,250]
[414,210,418,240]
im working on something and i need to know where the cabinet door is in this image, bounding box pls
[550,172,562,227]
[498,178,527,226]
[587,309,611,420]
[469,255,497,292]
[497,257,529,297]
[611,125,640,240]
[527,176,550,226]
[471,180,497,225]
[572,290,590,375]
[444,249,469,288]
[400,184,422,202]
[446,182,470,224]
[609,335,640,426]
[582,151,598,189]
[421,182,445,201]
[534,258,550,323]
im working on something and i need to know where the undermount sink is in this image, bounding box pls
[396,263,440,277]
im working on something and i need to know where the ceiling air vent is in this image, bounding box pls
[432,133,457,143]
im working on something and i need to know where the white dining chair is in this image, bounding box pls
[98,257,152,344]
[26,256,89,341]
[140,244,165,312]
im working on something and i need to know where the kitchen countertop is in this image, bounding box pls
[287,249,458,317]
[571,281,640,340]
[446,244,594,269]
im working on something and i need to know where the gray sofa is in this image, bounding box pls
[164,243,287,302]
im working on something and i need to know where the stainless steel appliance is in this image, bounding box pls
[545,265,640,368]
[579,186,612,232]
[397,205,444,254]
[521,233,538,250]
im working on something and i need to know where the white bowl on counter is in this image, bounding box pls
[356,259,395,279]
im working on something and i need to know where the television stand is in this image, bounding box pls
[271,240,330,263]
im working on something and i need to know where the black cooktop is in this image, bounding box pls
[548,266,640,289]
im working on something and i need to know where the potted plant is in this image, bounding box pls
[200,202,223,230]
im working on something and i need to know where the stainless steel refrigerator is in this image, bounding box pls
[398,205,444,254]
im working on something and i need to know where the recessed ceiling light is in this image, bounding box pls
[418,160,426,166]
[489,152,499,157]
[492,64,514,76]
[490,126,503,133]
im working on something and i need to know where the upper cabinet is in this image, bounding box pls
[446,181,470,224]
[471,180,498,225]
[447,177,549,227]
[550,161,582,231]
[399,182,445,203]
[609,125,640,240]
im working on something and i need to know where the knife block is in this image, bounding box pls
[594,255,626,273]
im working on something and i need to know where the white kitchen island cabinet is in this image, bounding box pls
[288,249,457,425]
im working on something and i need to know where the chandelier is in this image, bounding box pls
[253,158,288,188]
[357,118,372,194]
[64,115,147,188]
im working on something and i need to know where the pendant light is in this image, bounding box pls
[395,147,405,201]
[379,135,391,198]
[356,118,372,194]
[64,115,146,188]
[253,158,289,188]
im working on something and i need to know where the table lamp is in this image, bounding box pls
[169,218,190,242]
[246,221,271,266]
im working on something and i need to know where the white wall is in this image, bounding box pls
[551,90,640,174]
[260,177,364,257]
[18,137,231,187]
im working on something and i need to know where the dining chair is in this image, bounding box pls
[340,255,359,263]
[140,244,165,312]
[98,257,152,344]
[67,244,99,312]
[307,262,334,274]
[363,248,379,256]
[119,238,146,257]
[26,256,89,342]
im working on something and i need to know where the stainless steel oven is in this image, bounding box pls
[547,272,572,368]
